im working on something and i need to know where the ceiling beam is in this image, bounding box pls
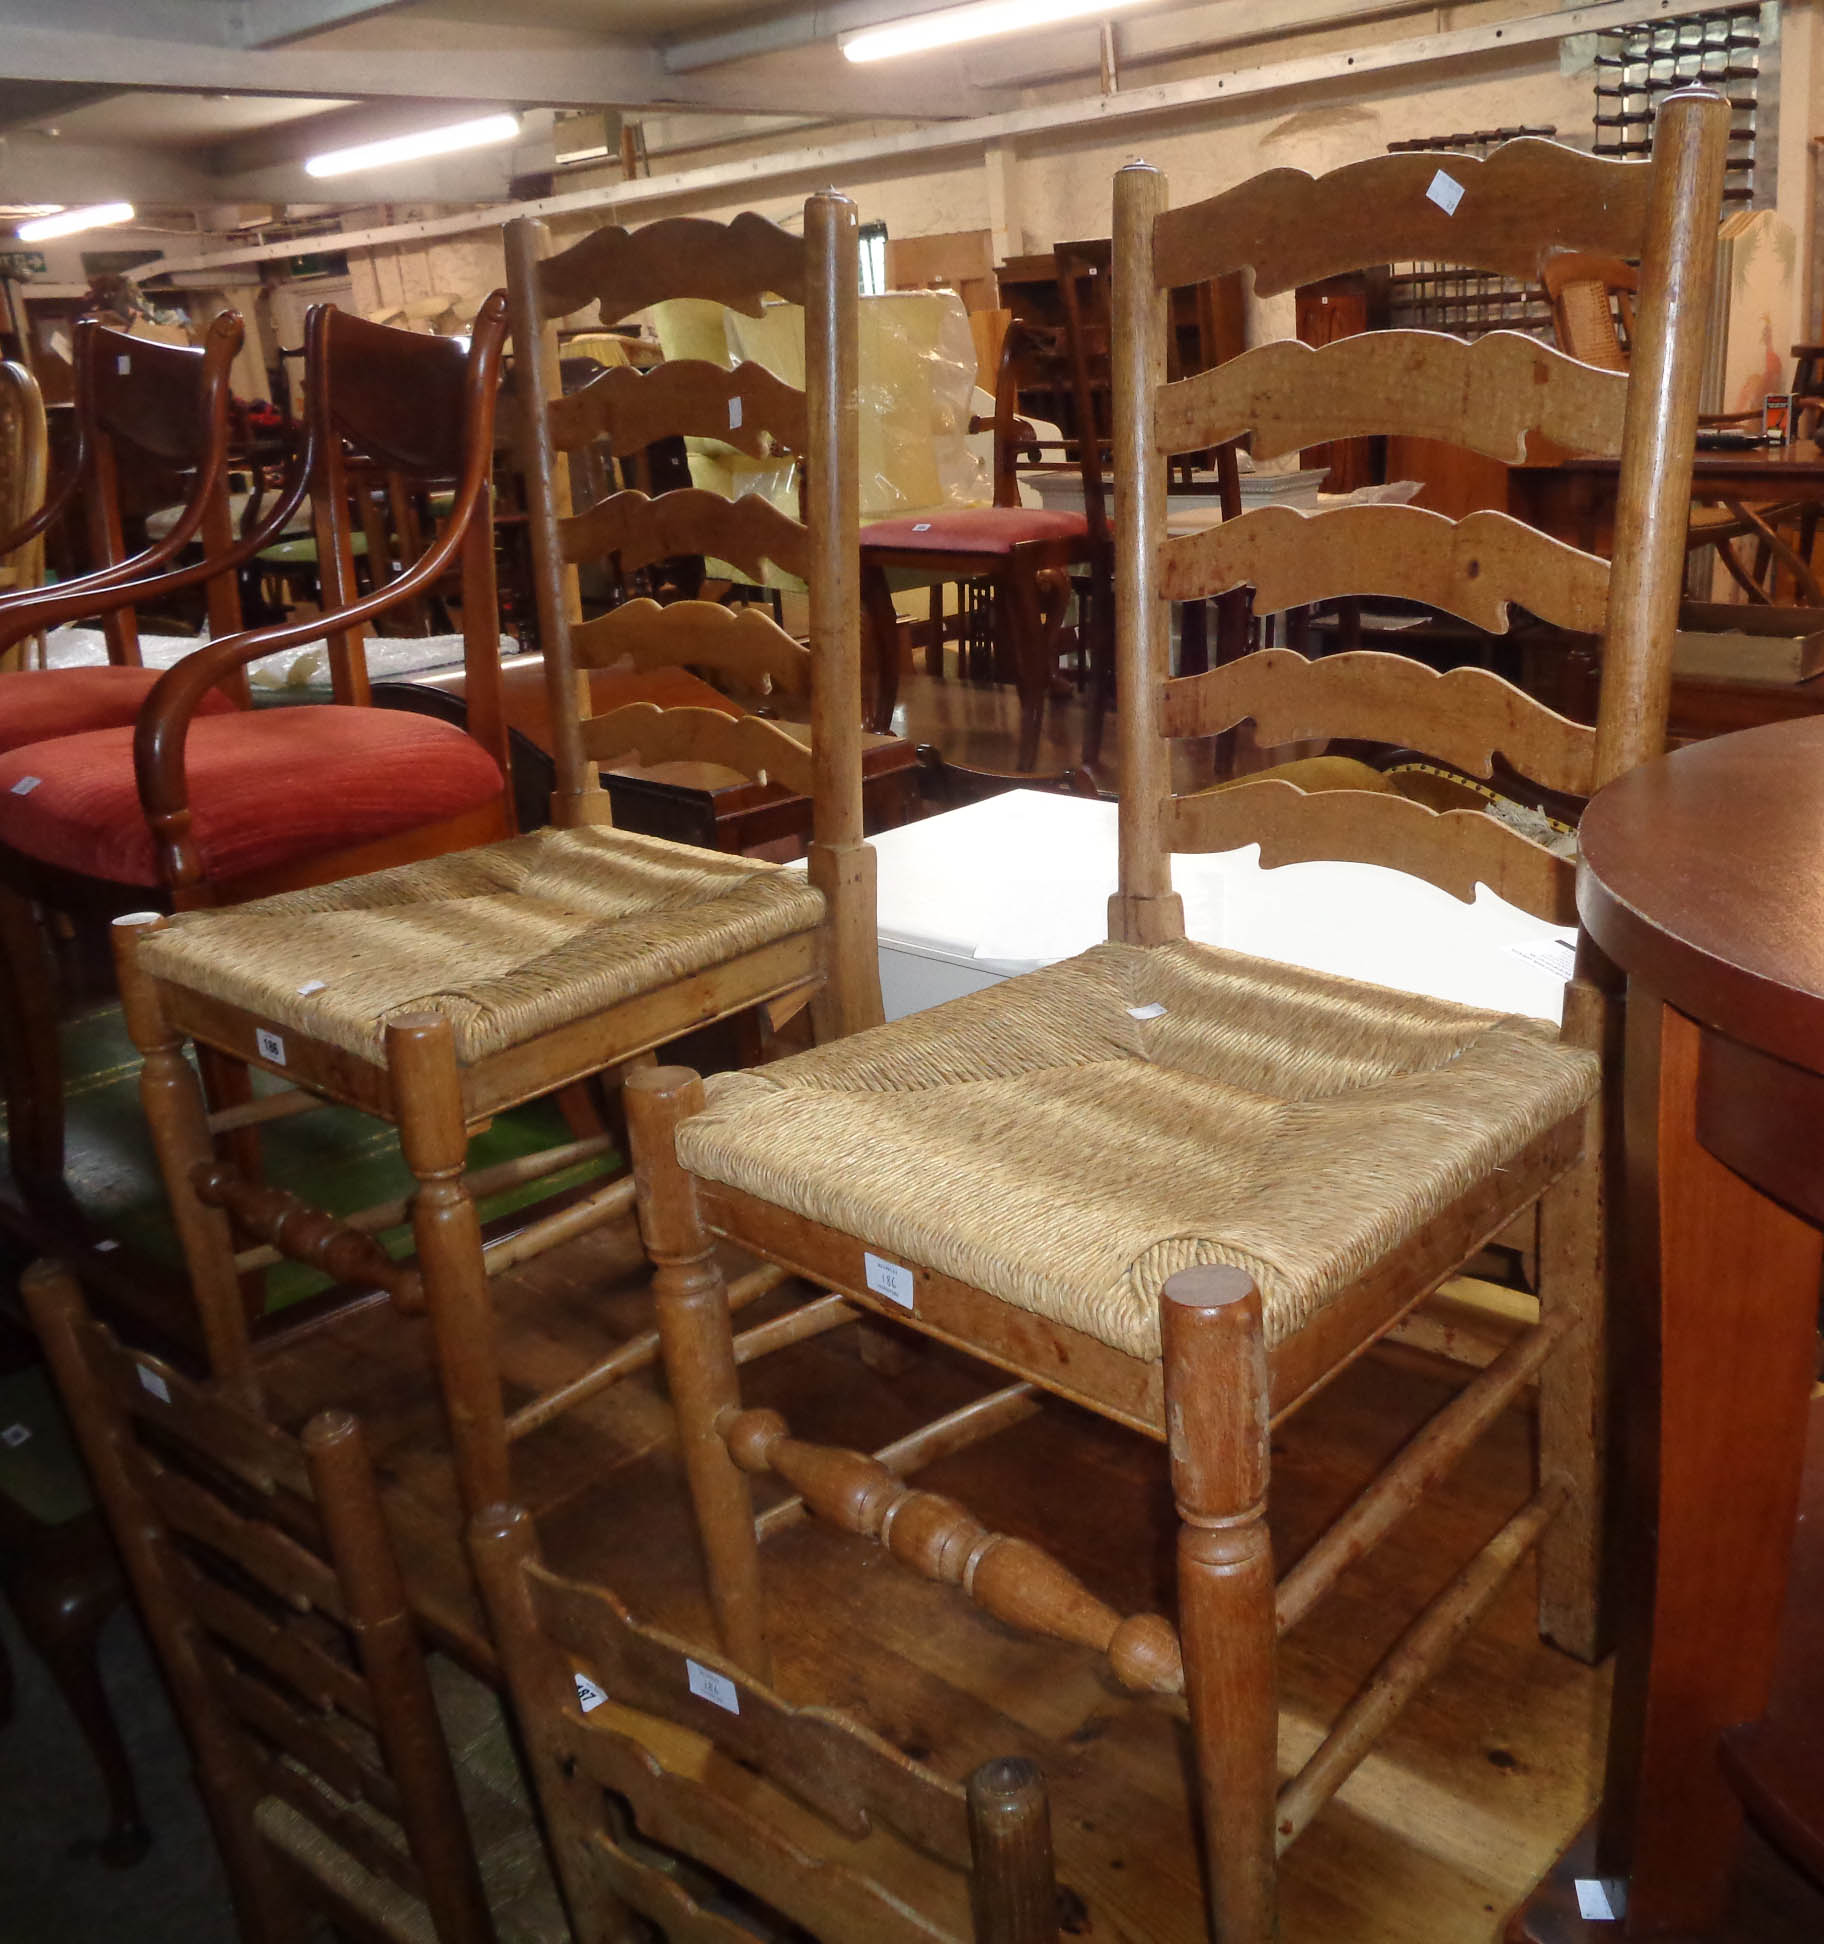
[226,0,421,48]
[0,6,995,121]
[0,133,217,204]
[141,0,1703,283]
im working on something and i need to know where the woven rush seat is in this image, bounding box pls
[680,938,1597,1360]
[138,822,828,1064]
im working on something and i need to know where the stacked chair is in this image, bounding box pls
[21,1258,566,1944]
[109,193,880,1522]
[0,304,513,1226]
[619,92,1726,1939]
[472,1500,1060,1941]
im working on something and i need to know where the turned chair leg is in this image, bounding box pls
[861,561,902,734]
[112,915,261,1410]
[967,1756,1058,1944]
[1,1516,152,1866]
[388,1012,509,1518]
[1536,1095,1608,1664]
[1162,1265,1278,1944]
[624,1065,771,1681]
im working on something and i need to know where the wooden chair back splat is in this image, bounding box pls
[1115,106,1725,937]
[470,1499,1060,1943]
[0,317,248,670]
[19,1258,563,1944]
[507,192,880,1041]
[613,92,1727,1944]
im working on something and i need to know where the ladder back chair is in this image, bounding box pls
[472,1499,1060,1943]
[110,197,875,1527]
[21,1258,566,1944]
[508,194,878,1035]
[0,302,513,1224]
[621,92,1728,1942]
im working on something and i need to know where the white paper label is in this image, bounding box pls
[1573,1877,1626,1921]
[728,396,743,430]
[94,1237,120,1253]
[137,1364,171,1403]
[912,521,932,531]
[1426,169,1465,215]
[863,1250,915,1309]
[297,979,327,996]
[10,776,40,795]
[0,1423,30,1448]
[1507,934,1578,981]
[685,1658,740,1713]
[1126,1002,1167,1020]
[573,1672,607,1714]
[255,1027,286,1065]
[116,355,131,375]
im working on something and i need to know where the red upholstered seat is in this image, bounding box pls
[860,507,1089,555]
[0,666,238,756]
[0,706,505,887]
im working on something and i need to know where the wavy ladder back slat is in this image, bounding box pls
[578,702,819,798]
[22,1260,499,1944]
[571,596,812,695]
[508,191,879,1037]
[1154,139,1656,296]
[1111,92,1727,935]
[471,1501,1057,1944]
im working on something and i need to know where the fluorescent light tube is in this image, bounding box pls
[16,203,133,242]
[304,113,520,180]
[843,0,1147,62]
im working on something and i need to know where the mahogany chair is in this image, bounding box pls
[108,196,878,1524]
[0,317,267,738]
[862,302,1105,774]
[21,1258,565,1944]
[622,94,1727,1940]
[0,302,513,1220]
[471,1499,1059,1942]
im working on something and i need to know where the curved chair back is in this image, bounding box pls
[508,196,879,1035]
[1109,92,1728,947]
[0,362,49,668]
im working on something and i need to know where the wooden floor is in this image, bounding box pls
[258,1214,1616,1944]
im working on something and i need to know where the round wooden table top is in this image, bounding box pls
[1577,715,1824,1075]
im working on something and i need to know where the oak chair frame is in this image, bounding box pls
[115,200,879,1528]
[21,1257,503,1944]
[626,94,1727,1942]
[0,360,49,663]
[472,1498,1059,1942]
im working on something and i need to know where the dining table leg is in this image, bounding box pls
[1598,993,1823,1934]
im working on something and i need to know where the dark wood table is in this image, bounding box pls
[1508,716,1824,1938]
[1511,440,1824,553]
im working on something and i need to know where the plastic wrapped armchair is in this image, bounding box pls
[623,92,1728,1941]
[0,301,514,1227]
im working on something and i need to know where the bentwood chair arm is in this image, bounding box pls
[133,294,509,897]
[0,428,315,654]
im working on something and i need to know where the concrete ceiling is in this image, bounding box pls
[0,0,1156,244]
